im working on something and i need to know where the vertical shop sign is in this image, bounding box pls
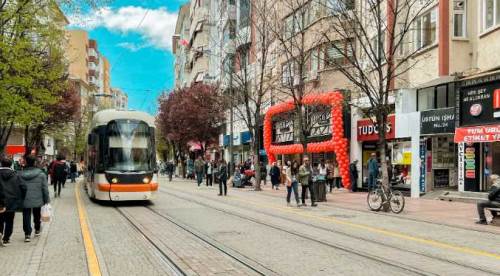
[463,143,480,192]
[457,143,464,191]
[419,139,426,193]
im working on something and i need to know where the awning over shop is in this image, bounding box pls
[454,124,500,143]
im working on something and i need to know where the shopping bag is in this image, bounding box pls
[41,204,52,222]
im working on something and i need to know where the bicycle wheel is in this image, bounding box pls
[389,190,405,214]
[367,189,383,211]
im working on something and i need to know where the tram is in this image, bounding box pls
[85,109,158,201]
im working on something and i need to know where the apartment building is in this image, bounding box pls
[111,88,129,110]
[65,30,112,111]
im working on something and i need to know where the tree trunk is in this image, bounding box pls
[377,113,390,212]
[252,127,262,191]
[0,123,14,155]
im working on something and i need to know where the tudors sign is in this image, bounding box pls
[357,114,395,142]
[420,108,455,135]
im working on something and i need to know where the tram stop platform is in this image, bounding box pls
[0,180,89,276]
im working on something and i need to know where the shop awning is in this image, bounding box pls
[454,124,500,143]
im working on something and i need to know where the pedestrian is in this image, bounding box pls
[285,161,300,207]
[194,156,205,187]
[206,160,213,186]
[298,157,316,207]
[70,161,77,183]
[19,155,50,242]
[218,160,228,196]
[166,161,174,182]
[350,160,359,192]
[317,159,328,192]
[476,174,500,225]
[0,157,24,246]
[269,162,281,190]
[367,153,379,190]
[187,159,194,179]
[212,161,219,184]
[50,155,67,198]
[332,160,341,189]
[260,162,267,186]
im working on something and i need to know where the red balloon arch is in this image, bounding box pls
[263,91,351,189]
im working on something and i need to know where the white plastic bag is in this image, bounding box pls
[41,204,52,222]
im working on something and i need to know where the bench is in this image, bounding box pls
[486,208,500,226]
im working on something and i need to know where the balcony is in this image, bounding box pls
[88,48,98,58]
[88,76,98,85]
[88,69,97,77]
[88,55,99,64]
[88,62,97,71]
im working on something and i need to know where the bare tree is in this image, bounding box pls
[316,0,434,189]
[267,0,333,156]
[217,0,280,190]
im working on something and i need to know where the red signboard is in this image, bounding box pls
[6,145,25,155]
[357,115,396,142]
[454,124,500,143]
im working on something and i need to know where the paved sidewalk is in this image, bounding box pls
[253,183,500,234]
[0,180,88,276]
[166,177,500,233]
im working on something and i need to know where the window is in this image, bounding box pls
[418,87,434,111]
[282,61,295,86]
[453,1,467,37]
[240,47,249,69]
[325,42,344,66]
[415,7,437,49]
[371,30,386,60]
[481,0,500,31]
[223,20,236,44]
[239,0,250,28]
[417,83,456,111]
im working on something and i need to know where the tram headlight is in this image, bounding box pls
[111,178,118,184]
[143,177,150,184]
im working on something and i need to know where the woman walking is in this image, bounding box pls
[285,161,300,207]
[20,155,50,242]
[218,160,228,196]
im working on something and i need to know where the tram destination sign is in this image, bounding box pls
[420,108,455,135]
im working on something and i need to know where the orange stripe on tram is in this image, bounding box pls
[97,183,158,192]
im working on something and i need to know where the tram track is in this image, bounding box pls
[114,207,188,276]
[160,187,500,276]
[114,204,274,276]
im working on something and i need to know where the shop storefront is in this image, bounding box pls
[356,114,396,187]
[455,72,500,192]
[420,107,457,191]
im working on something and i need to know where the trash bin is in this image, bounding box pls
[313,180,327,202]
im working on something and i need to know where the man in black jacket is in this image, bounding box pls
[0,157,24,245]
[476,174,500,225]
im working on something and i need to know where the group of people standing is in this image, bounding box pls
[268,157,360,207]
[0,155,50,245]
[193,156,229,196]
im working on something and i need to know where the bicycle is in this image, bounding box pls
[367,183,405,213]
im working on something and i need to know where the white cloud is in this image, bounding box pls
[69,6,178,51]
[117,42,147,52]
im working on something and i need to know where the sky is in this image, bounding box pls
[68,0,189,114]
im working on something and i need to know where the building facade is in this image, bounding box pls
[172,0,500,197]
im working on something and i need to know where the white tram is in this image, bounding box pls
[85,109,158,201]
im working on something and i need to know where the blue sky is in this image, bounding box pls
[68,0,189,114]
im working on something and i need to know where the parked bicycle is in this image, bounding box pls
[367,183,405,213]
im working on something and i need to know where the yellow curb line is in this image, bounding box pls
[171,185,500,261]
[75,182,102,276]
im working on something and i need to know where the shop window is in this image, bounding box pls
[417,83,456,111]
[417,87,434,111]
[436,85,447,108]
[481,0,500,31]
[415,7,437,50]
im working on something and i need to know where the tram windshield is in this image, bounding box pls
[106,120,154,172]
